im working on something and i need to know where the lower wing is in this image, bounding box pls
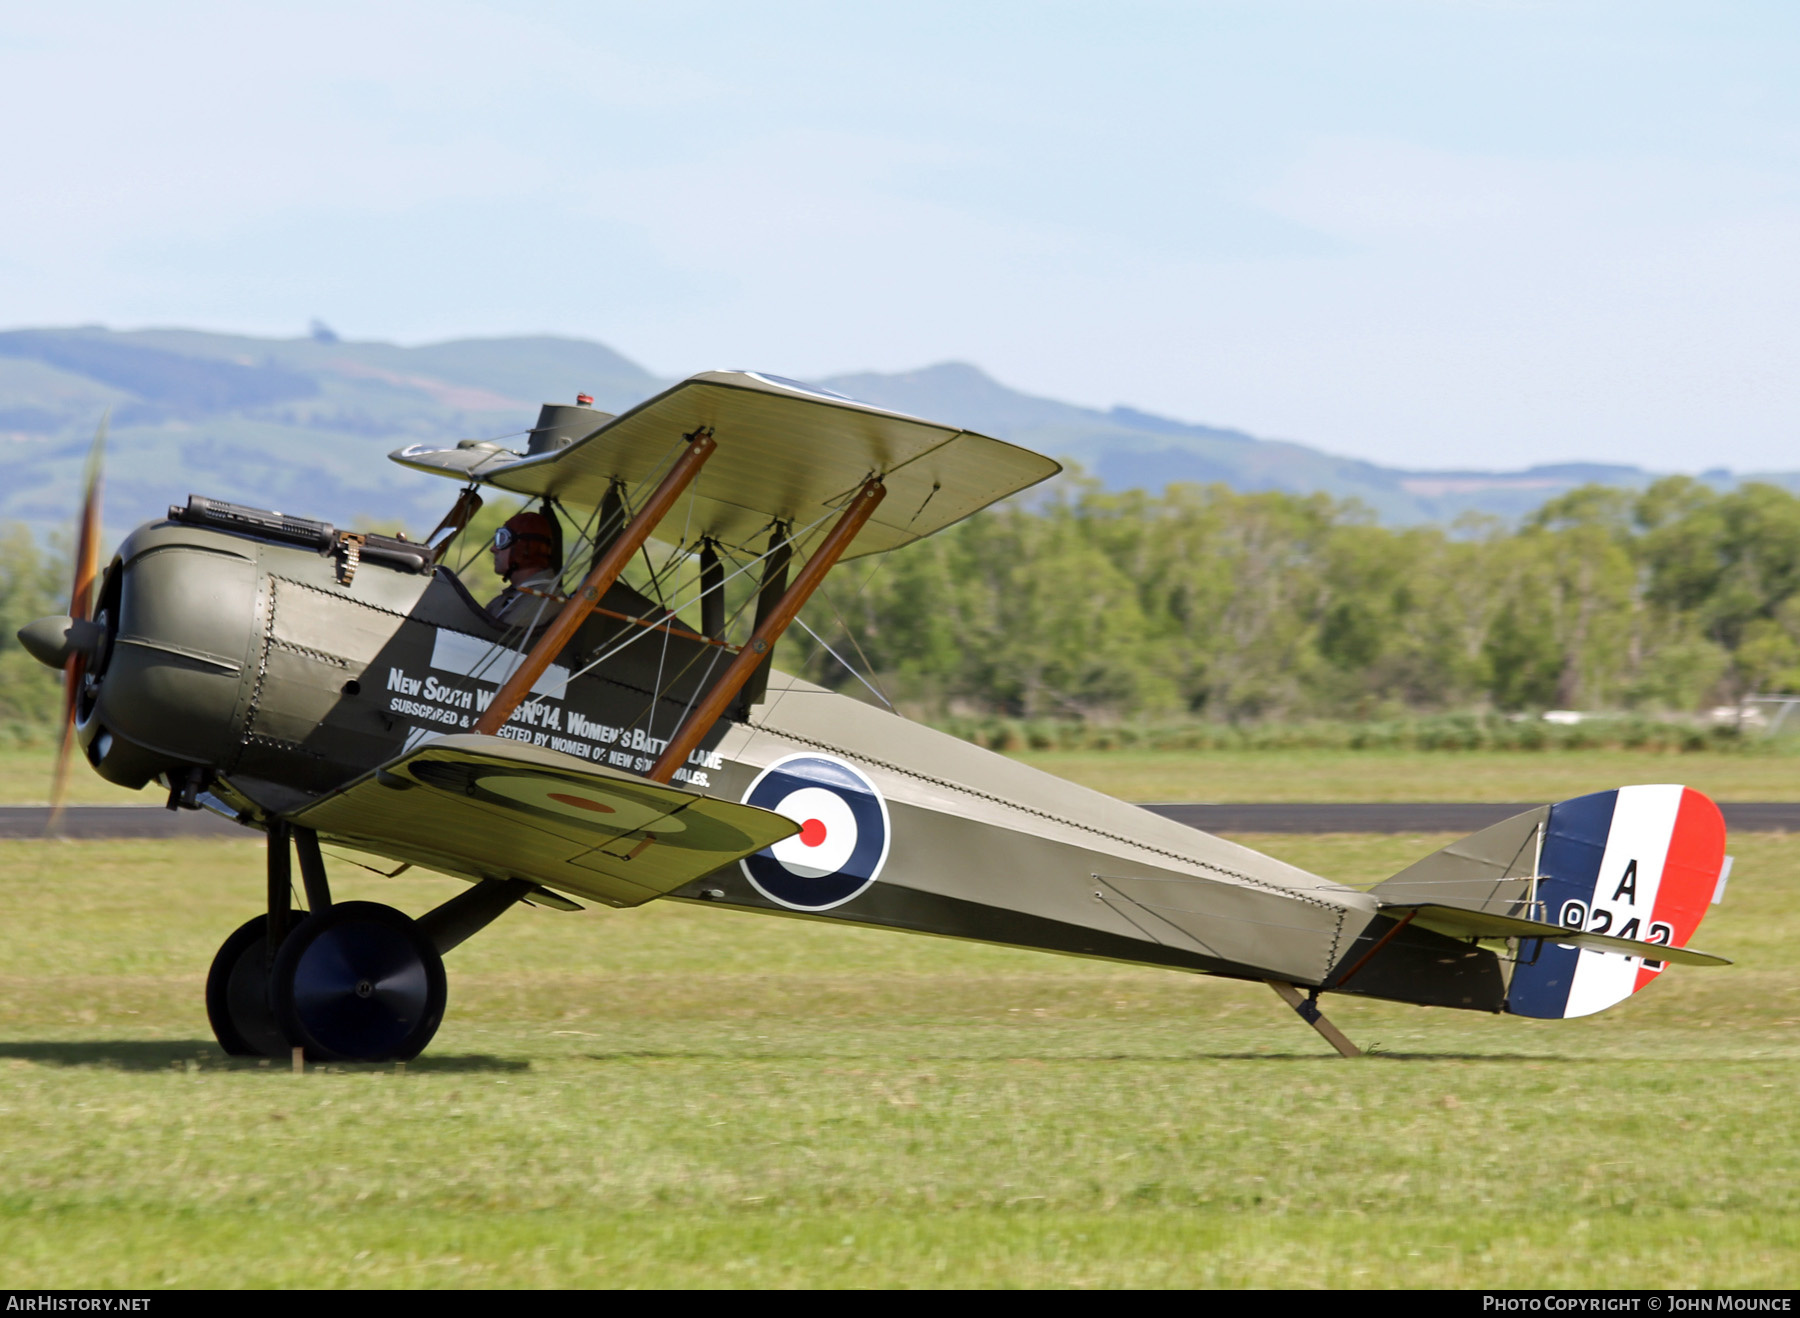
[290,733,799,908]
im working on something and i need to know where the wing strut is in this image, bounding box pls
[472,429,718,736]
[647,478,886,783]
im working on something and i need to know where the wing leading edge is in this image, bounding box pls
[290,733,800,908]
[390,370,1062,560]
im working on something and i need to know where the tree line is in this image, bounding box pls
[3,475,1798,742]
[0,525,71,738]
[792,476,1800,723]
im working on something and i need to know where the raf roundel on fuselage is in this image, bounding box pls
[739,753,891,912]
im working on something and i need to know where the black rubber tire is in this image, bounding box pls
[205,911,307,1057]
[270,901,447,1063]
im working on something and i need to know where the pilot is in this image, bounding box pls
[487,509,564,625]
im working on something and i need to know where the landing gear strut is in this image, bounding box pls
[203,823,533,1062]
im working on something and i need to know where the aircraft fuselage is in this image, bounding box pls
[74,512,1505,1012]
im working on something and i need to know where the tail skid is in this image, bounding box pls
[1266,980,1362,1058]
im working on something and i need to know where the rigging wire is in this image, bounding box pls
[416,439,685,724]
[644,480,700,742]
[806,577,896,711]
[740,470,926,737]
[558,536,766,762]
[522,501,841,708]
[551,494,609,598]
[413,447,905,759]
[790,615,894,710]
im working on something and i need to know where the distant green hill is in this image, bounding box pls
[0,326,665,538]
[818,362,1683,523]
[0,325,1777,540]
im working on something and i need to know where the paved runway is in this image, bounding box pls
[1,806,245,839]
[8,800,1800,839]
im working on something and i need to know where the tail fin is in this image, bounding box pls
[1368,785,1728,1019]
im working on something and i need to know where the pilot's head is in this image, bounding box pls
[492,510,559,584]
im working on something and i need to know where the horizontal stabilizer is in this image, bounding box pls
[291,733,799,908]
[1378,900,1729,967]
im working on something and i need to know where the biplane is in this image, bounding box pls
[18,371,1732,1062]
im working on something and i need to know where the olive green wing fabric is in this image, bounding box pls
[390,370,1061,560]
[290,733,798,908]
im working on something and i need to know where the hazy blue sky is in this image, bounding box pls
[5,2,1799,471]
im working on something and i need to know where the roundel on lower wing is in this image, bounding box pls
[480,774,686,833]
[404,759,759,851]
[739,753,890,911]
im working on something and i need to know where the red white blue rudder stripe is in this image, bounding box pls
[1506,785,1726,1019]
[739,753,891,911]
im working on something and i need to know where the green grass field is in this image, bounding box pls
[5,743,1800,808]
[0,746,147,805]
[1,832,1794,1287]
[1009,747,1800,804]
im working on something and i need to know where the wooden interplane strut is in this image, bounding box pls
[472,431,717,737]
[647,478,887,784]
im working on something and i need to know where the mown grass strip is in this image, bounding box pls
[0,832,1793,1287]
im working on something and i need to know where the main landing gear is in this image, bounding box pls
[205,822,532,1063]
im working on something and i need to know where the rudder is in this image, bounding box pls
[1505,785,1725,1019]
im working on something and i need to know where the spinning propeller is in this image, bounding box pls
[45,416,107,831]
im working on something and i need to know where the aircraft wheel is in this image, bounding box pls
[205,911,306,1057]
[271,901,447,1063]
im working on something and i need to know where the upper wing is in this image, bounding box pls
[289,733,799,908]
[389,370,1061,560]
